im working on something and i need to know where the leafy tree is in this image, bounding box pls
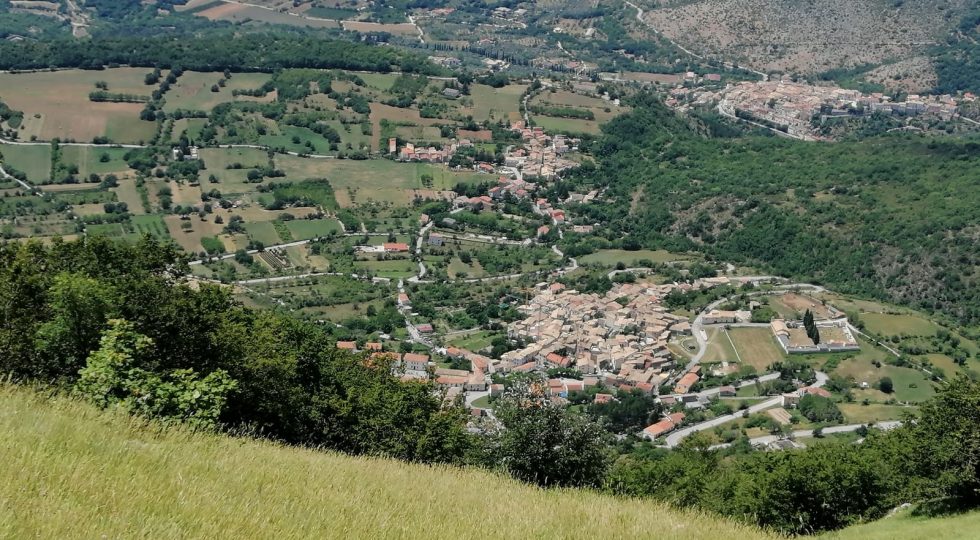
[877,376,894,394]
[901,376,980,502]
[76,319,238,430]
[482,379,609,487]
[589,388,663,434]
[798,394,843,423]
[34,272,117,379]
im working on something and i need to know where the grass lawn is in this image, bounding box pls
[111,179,145,215]
[824,507,980,540]
[861,312,938,337]
[578,249,696,267]
[735,384,761,397]
[838,403,916,424]
[357,73,401,92]
[171,118,208,143]
[0,143,50,183]
[728,327,786,372]
[471,395,493,409]
[258,125,339,155]
[447,330,498,352]
[355,259,416,279]
[196,147,269,193]
[701,328,739,364]
[104,116,157,145]
[768,292,834,320]
[448,257,486,278]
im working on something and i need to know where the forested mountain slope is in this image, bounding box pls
[565,96,980,324]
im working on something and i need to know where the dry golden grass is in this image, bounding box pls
[0,384,776,539]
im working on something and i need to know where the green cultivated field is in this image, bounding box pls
[59,146,131,178]
[284,218,343,240]
[0,143,50,183]
[468,84,527,122]
[531,115,601,135]
[244,221,281,246]
[837,403,917,424]
[861,312,938,337]
[131,215,170,239]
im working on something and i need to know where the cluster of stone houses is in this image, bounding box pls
[498,282,693,390]
[335,341,490,400]
[770,318,860,354]
[435,347,492,403]
[392,138,473,163]
[506,122,578,180]
[701,309,752,325]
[488,175,537,201]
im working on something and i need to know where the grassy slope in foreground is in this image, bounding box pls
[823,508,980,540]
[0,384,772,539]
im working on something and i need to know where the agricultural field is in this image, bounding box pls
[0,142,51,183]
[275,155,482,206]
[860,312,939,337]
[284,218,343,240]
[528,89,625,135]
[727,327,786,371]
[193,1,341,29]
[58,146,132,179]
[341,21,418,35]
[162,72,273,113]
[0,69,157,143]
[531,116,602,135]
[466,84,527,123]
[837,403,917,425]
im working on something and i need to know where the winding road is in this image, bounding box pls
[664,370,829,448]
[708,421,903,451]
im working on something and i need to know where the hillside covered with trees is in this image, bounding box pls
[563,95,980,326]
